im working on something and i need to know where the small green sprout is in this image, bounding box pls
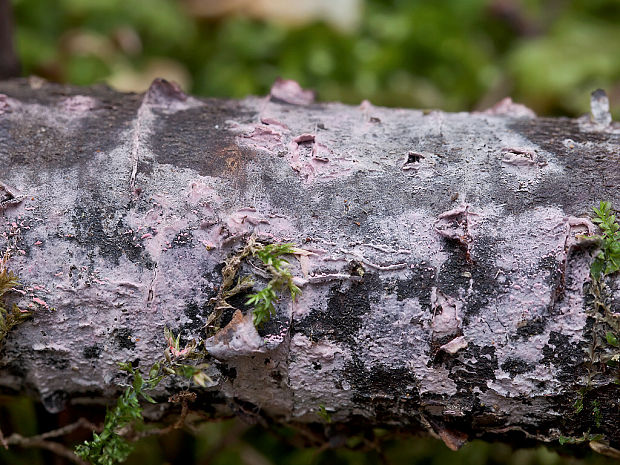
[76,329,211,464]
[606,331,619,348]
[246,242,301,327]
[592,400,602,428]
[206,237,305,331]
[590,201,620,280]
[75,364,155,465]
[316,404,332,424]
[558,432,604,445]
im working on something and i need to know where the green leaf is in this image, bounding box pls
[132,372,143,392]
[140,392,157,404]
[606,331,619,347]
[591,255,605,280]
[148,362,160,379]
[117,362,133,372]
[558,436,572,445]
[574,396,584,414]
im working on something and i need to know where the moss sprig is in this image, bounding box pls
[76,329,210,465]
[206,237,304,331]
[590,201,620,280]
[0,252,31,345]
[246,242,301,327]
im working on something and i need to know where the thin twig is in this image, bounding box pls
[130,391,196,440]
[4,417,99,464]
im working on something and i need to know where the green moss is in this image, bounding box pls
[206,236,304,331]
[76,329,210,465]
[0,252,31,346]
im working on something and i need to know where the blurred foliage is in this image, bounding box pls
[11,0,620,118]
[1,395,620,465]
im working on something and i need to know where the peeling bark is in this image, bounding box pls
[0,78,619,453]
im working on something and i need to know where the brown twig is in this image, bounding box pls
[130,391,197,440]
[4,417,99,465]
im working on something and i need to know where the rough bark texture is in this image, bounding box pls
[0,78,619,451]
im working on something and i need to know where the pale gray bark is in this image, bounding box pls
[0,77,619,453]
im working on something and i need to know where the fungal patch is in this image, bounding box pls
[481,97,536,118]
[0,94,18,115]
[60,95,98,113]
[430,288,462,338]
[434,204,480,260]
[240,126,284,155]
[438,335,468,354]
[260,117,289,130]
[143,78,201,111]
[0,181,25,211]
[269,78,315,105]
[500,147,539,167]
[204,309,264,358]
[285,133,358,183]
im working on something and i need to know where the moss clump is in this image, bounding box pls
[0,252,31,345]
[205,236,304,332]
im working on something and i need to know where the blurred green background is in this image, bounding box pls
[10,0,620,118]
[2,393,620,465]
[2,0,620,463]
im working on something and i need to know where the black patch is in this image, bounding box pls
[507,118,620,211]
[149,102,255,179]
[437,236,509,323]
[70,206,153,268]
[404,152,424,167]
[270,370,283,384]
[216,362,237,381]
[113,327,136,350]
[83,344,102,359]
[541,331,585,383]
[500,357,534,377]
[183,389,227,418]
[293,273,380,346]
[136,159,154,176]
[394,262,436,310]
[182,301,207,334]
[514,318,547,339]
[442,344,498,393]
[346,361,421,423]
[0,85,141,171]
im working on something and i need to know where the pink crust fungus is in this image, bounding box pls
[240,126,283,155]
[269,78,315,105]
[60,95,98,112]
[144,78,188,107]
[0,94,16,115]
[481,97,536,118]
[434,204,480,261]
[500,147,540,167]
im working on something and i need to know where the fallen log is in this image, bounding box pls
[0,77,619,457]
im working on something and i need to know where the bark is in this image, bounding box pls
[0,77,619,453]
